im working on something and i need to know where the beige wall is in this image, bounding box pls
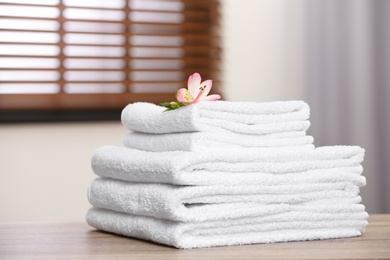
[0,122,127,221]
[222,0,306,101]
[0,1,306,222]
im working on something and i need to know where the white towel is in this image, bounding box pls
[88,178,364,222]
[91,145,365,185]
[121,101,310,134]
[86,207,368,249]
[123,132,315,152]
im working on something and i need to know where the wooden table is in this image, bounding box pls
[1,215,389,259]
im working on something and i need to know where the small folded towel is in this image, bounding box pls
[121,101,310,134]
[91,145,365,185]
[123,131,315,152]
[86,207,368,249]
[88,178,364,222]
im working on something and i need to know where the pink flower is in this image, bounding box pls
[160,72,221,111]
[176,73,221,104]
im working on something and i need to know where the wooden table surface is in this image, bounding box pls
[1,215,389,260]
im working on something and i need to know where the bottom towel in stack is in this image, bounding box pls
[87,206,367,249]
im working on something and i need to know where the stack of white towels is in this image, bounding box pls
[86,101,368,249]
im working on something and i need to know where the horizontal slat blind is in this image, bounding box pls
[0,0,220,111]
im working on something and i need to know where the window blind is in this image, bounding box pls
[0,0,220,111]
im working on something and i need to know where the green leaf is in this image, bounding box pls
[160,102,171,107]
[160,100,188,112]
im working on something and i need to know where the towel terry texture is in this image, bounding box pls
[121,101,310,135]
[91,145,364,186]
[87,100,368,249]
[123,132,315,152]
[88,178,364,222]
[86,207,368,249]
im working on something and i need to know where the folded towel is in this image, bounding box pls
[91,145,365,185]
[121,101,310,134]
[123,132,315,152]
[86,207,368,249]
[88,178,363,221]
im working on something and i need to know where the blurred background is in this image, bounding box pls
[0,0,389,222]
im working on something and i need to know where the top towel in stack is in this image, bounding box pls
[121,100,314,151]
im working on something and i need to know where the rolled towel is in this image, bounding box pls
[91,145,365,185]
[86,207,368,249]
[88,178,364,222]
[121,101,310,134]
[123,131,315,152]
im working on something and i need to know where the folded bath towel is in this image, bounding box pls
[91,145,365,185]
[86,207,368,249]
[121,101,310,134]
[88,178,364,221]
[123,132,315,152]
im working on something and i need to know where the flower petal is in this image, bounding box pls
[187,72,201,98]
[204,94,221,101]
[176,88,193,103]
[197,79,213,100]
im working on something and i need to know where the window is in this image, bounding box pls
[0,0,220,118]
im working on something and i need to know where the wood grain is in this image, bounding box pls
[1,215,390,259]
